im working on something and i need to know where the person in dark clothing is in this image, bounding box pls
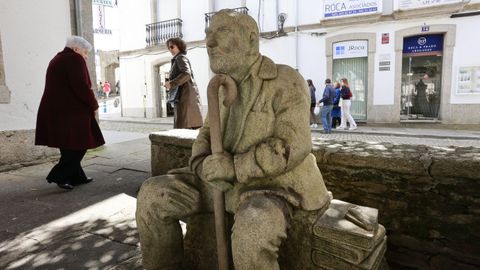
[307,79,318,128]
[331,81,342,128]
[35,36,105,190]
[317,78,336,134]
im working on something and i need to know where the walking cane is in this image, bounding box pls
[207,74,238,270]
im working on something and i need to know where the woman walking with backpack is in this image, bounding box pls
[336,78,357,130]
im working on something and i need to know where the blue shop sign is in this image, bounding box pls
[403,34,444,55]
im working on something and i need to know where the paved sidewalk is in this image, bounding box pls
[100,115,480,147]
[0,136,149,270]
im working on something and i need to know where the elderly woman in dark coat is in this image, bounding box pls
[35,36,104,190]
[165,38,203,129]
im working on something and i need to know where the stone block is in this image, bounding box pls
[0,85,10,103]
[0,130,58,171]
[313,226,386,265]
[313,200,379,250]
[312,237,387,270]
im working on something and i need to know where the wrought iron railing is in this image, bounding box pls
[146,18,183,47]
[204,7,249,32]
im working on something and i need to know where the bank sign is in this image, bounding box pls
[323,0,381,19]
[398,0,464,10]
[333,40,368,59]
[403,34,444,56]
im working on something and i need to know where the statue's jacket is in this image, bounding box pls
[190,55,330,213]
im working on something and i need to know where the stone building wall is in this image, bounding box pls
[150,131,480,269]
[0,130,58,172]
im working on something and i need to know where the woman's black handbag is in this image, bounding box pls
[167,86,181,106]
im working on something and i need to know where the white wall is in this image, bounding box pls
[0,0,71,131]
[186,46,210,109]
[119,57,147,117]
[449,16,480,104]
[373,25,396,105]
[216,0,243,10]
[181,0,209,41]
[119,0,149,51]
[297,34,327,98]
[93,4,121,51]
[298,0,323,25]
[158,0,178,21]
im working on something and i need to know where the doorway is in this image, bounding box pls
[153,62,172,117]
[332,40,369,121]
[400,34,443,120]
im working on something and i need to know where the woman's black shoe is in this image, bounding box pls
[73,177,93,186]
[57,183,74,190]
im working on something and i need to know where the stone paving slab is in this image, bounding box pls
[0,138,150,270]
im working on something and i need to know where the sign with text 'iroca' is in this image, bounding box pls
[322,0,382,19]
[333,40,368,59]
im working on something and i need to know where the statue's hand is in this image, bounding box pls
[201,152,235,190]
[151,177,200,220]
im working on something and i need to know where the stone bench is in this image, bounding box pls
[150,130,388,269]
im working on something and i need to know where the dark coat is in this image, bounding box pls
[318,84,336,105]
[35,47,105,150]
[169,53,203,129]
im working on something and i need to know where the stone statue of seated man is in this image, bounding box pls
[136,9,331,270]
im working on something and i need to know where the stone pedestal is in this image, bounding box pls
[149,131,389,269]
[149,131,480,269]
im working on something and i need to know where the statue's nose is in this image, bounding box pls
[207,37,217,49]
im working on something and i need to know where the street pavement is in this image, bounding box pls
[100,114,480,147]
[0,116,478,269]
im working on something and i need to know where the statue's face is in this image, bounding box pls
[206,15,251,74]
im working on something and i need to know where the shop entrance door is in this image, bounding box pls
[332,40,369,121]
[333,57,368,121]
[401,34,443,120]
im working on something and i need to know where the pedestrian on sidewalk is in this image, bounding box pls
[35,36,105,190]
[331,81,341,129]
[336,78,357,130]
[164,37,203,129]
[317,78,336,134]
[307,79,318,128]
[103,81,111,99]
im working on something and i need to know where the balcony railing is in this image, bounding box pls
[204,7,249,33]
[146,18,183,47]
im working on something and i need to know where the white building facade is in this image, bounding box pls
[118,0,480,124]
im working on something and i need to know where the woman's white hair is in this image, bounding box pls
[66,36,92,51]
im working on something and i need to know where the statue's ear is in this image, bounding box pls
[249,32,258,42]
